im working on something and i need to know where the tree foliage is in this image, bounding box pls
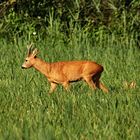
[0,0,140,44]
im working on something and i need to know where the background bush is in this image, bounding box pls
[0,0,140,46]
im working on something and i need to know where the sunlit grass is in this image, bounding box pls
[0,29,140,140]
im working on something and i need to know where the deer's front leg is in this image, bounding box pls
[62,82,70,91]
[49,82,57,93]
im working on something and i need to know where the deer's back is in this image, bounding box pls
[48,61,103,82]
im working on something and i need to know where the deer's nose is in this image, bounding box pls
[21,66,25,69]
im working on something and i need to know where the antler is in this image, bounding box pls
[27,43,33,56]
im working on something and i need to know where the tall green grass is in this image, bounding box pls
[0,24,140,140]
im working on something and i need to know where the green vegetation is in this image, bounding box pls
[0,30,140,140]
[0,0,140,140]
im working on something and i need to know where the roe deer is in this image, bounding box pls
[22,44,108,94]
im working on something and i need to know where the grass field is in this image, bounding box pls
[0,30,140,140]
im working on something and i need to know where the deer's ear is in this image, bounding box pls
[32,48,39,57]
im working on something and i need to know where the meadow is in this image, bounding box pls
[0,27,140,140]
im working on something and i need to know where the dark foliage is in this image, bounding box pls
[0,0,140,43]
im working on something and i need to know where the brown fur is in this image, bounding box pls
[22,48,108,94]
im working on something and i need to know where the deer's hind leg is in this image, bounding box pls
[83,76,96,90]
[93,73,108,93]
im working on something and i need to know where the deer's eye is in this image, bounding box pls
[25,60,28,62]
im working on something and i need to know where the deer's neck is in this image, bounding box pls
[33,58,50,77]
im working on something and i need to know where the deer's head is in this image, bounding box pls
[22,43,39,69]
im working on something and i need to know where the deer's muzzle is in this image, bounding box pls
[21,66,26,69]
